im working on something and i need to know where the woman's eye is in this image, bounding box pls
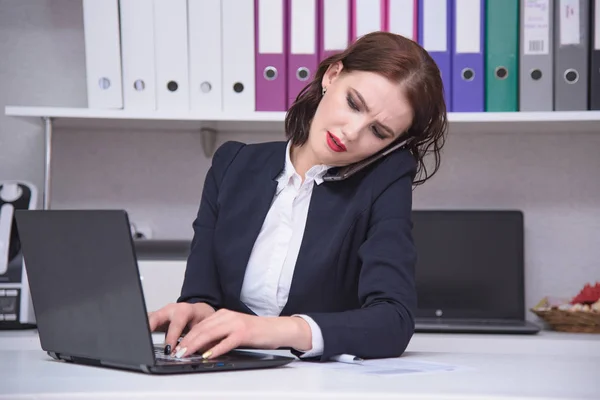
[346,95,359,111]
[372,126,386,139]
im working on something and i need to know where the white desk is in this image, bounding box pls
[1,330,598,399]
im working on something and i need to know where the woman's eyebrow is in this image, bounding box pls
[350,87,396,137]
[350,87,371,112]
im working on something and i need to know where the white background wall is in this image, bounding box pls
[1,0,599,319]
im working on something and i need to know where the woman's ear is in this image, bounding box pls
[321,61,344,89]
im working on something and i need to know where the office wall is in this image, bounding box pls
[1,0,598,317]
[0,0,88,208]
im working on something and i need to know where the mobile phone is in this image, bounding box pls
[322,139,410,182]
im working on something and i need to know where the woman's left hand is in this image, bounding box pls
[172,309,312,359]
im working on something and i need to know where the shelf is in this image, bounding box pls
[5,106,600,135]
[6,105,600,122]
[4,106,287,122]
[4,106,287,133]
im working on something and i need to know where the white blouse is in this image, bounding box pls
[240,141,331,358]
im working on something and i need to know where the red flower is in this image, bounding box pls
[571,282,600,305]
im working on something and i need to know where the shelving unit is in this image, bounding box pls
[7,105,600,125]
[7,106,600,137]
[5,105,600,209]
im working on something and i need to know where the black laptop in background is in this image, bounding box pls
[14,209,294,374]
[411,210,540,334]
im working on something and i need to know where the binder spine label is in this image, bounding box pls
[455,0,481,53]
[291,0,316,54]
[559,0,581,45]
[422,0,447,52]
[323,0,350,51]
[523,0,550,55]
[258,0,284,53]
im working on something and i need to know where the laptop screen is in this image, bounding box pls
[14,210,156,366]
[411,210,525,320]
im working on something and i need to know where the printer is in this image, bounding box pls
[0,181,37,329]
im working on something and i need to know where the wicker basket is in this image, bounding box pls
[530,308,600,333]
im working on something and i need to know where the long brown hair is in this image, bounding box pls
[284,31,448,186]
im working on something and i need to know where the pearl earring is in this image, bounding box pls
[322,87,327,95]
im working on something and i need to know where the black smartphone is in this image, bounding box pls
[322,138,410,182]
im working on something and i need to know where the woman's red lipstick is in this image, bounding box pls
[326,131,347,152]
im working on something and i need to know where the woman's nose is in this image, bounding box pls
[342,117,367,142]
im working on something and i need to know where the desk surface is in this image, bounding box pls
[1,330,599,400]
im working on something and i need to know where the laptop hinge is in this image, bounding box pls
[46,350,149,372]
[96,359,152,373]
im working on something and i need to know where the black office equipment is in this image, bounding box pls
[14,209,294,374]
[0,181,37,330]
[411,210,540,334]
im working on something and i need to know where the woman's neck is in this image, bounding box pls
[290,144,319,182]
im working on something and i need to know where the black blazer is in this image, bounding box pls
[178,140,418,361]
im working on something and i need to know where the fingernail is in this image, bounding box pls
[201,350,212,359]
[174,347,187,358]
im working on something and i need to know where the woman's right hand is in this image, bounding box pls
[148,302,216,352]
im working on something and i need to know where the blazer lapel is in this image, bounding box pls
[225,142,286,303]
[281,181,338,315]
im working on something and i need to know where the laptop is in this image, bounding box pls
[14,209,294,374]
[411,210,540,334]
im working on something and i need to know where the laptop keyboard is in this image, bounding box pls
[153,347,234,365]
[154,347,209,364]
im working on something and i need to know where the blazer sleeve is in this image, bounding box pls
[177,141,245,310]
[298,170,418,361]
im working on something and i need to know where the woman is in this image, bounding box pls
[148,31,447,362]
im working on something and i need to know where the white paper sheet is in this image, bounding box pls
[290,357,467,376]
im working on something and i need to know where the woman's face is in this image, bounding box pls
[307,62,414,167]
